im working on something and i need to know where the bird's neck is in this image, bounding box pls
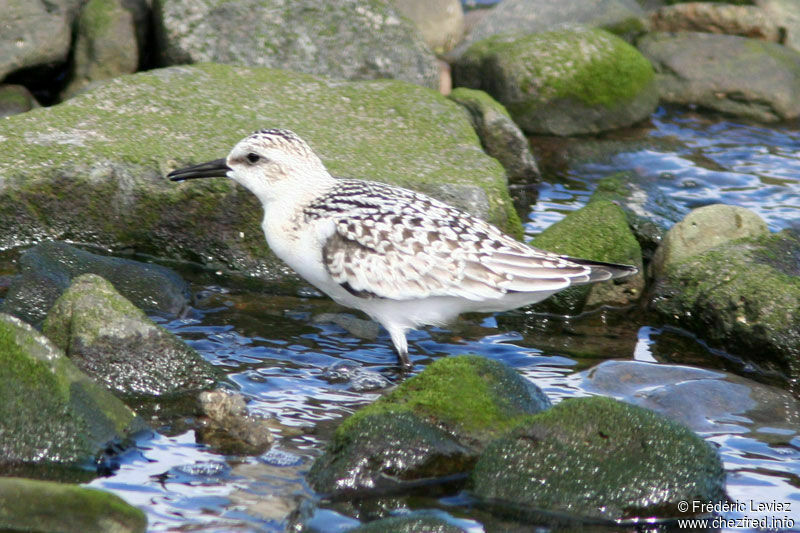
[259,168,337,210]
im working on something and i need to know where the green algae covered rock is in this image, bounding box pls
[453,28,657,135]
[0,64,519,281]
[0,313,145,465]
[650,228,800,394]
[0,477,146,533]
[530,199,644,314]
[307,355,550,493]
[43,274,218,397]
[448,87,540,182]
[471,396,725,521]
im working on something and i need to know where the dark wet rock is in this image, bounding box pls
[650,204,768,278]
[638,32,800,122]
[471,396,726,521]
[0,313,145,465]
[42,274,218,397]
[196,389,274,455]
[530,200,645,315]
[0,1,71,80]
[452,0,645,57]
[308,355,550,494]
[61,0,140,99]
[0,84,38,117]
[650,227,800,394]
[154,0,439,89]
[579,360,800,435]
[448,87,540,182]
[0,64,519,281]
[394,0,464,54]
[453,28,657,136]
[590,172,689,260]
[313,312,380,340]
[348,513,466,533]
[0,477,146,533]
[648,3,782,41]
[0,241,190,327]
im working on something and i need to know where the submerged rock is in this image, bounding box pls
[347,513,467,533]
[154,0,439,89]
[530,200,644,314]
[1,241,190,327]
[196,389,274,455]
[0,477,146,533]
[453,28,657,135]
[0,313,144,465]
[448,87,540,182]
[638,32,800,122]
[308,355,550,494]
[42,274,218,397]
[470,396,725,521]
[0,64,519,281]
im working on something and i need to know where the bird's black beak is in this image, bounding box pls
[168,158,231,181]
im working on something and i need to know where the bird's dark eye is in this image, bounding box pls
[246,152,260,164]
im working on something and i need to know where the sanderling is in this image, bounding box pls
[168,128,637,366]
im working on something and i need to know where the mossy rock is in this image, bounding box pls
[650,228,800,394]
[347,513,466,533]
[471,396,726,521]
[0,313,145,465]
[43,274,219,397]
[0,477,146,533]
[0,63,520,282]
[307,355,550,493]
[453,27,657,135]
[530,199,644,314]
[448,87,540,182]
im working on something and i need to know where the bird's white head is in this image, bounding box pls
[168,128,333,204]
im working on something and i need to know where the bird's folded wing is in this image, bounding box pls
[321,213,593,301]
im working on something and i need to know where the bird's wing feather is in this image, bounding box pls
[310,180,598,301]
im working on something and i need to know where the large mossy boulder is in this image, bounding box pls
[0,241,190,327]
[0,477,146,533]
[530,199,644,314]
[650,223,800,394]
[43,274,218,397]
[0,64,519,281]
[471,396,726,522]
[638,32,800,122]
[453,28,657,135]
[307,355,550,493]
[153,0,439,89]
[0,313,145,465]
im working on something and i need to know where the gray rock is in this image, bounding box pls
[196,389,274,455]
[649,3,782,41]
[313,313,380,340]
[650,227,800,396]
[308,355,550,494]
[393,0,464,54]
[650,204,769,279]
[0,0,72,80]
[0,313,145,465]
[62,0,140,99]
[452,0,645,58]
[348,513,466,533]
[0,477,146,533]
[448,87,540,182]
[42,274,218,397]
[757,0,800,53]
[471,396,726,521]
[153,0,439,89]
[0,84,38,117]
[453,28,658,136]
[1,241,190,327]
[638,32,800,122]
[0,64,519,280]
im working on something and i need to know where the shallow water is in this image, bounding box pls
[4,107,800,532]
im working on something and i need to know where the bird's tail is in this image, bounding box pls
[561,257,639,283]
